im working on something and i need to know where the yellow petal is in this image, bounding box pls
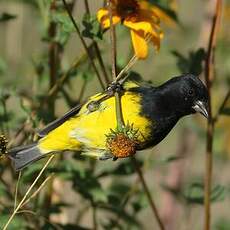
[151,6,176,26]
[151,34,161,51]
[130,30,148,59]
[97,8,121,29]
[124,19,153,35]
[97,8,109,22]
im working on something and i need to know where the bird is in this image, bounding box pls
[8,73,209,171]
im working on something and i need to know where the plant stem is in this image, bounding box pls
[107,3,163,228]
[131,157,165,230]
[115,55,138,83]
[108,1,117,81]
[204,1,222,230]
[84,0,110,85]
[213,89,230,122]
[48,0,59,118]
[14,171,22,210]
[92,205,97,230]
[107,0,124,131]
[21,174,54,208]
[48,49,90,98]
[3,155,54,230]
[62,0,105,90]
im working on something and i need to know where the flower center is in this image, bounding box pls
[116,0,139,20]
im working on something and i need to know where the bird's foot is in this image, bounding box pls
[106,82,124,96]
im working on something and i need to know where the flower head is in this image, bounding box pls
[97,0,173,59]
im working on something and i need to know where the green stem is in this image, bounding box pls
[108,0,117,81]
[84,0,110,85]
[62,0,105,90]
[2,155,54,230]
[92,205,97,230]
[131,157,165,230]
[213,89,230,123]
[204,1,222,230]
[115,92,124,130]
[108,0,124,130]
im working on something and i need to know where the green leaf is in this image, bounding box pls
[221,107,230,116]
[159,154,183,163]
[0,215,27,229]
[41,223,91,230]
[45,202,70,214]
[107,183,131,206]
[81,72,94,82]
[172,48,206,75]
[131,192,148,214]
[68,164,108,203]
[98,159,143,177]
[0,13,17,22]
[101,218,124,230]
[90,187,108,203]
[22,162,46,183]
[98,203,141,226]
[81,14,103,40]
[50,159,86,180]
[52,12,75,45]
[0,57,7,75]
[183,183,227,204]
[148,0,178,22]
[215,218,230,230]
[0,183,7,196]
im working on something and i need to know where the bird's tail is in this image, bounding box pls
[8,143,45,171]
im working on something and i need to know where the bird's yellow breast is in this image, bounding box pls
[39,91,151,155]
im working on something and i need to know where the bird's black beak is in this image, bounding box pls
[192,100,209,119]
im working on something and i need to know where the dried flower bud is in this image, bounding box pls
[0,134,8,156]
[107,133,136,158]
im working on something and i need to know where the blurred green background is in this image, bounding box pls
[0,0,230,229]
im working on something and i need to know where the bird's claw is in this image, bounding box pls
[106,82,124,96]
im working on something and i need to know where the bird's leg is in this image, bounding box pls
[105,81,124,96]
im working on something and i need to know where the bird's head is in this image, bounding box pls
[160,74,209,118]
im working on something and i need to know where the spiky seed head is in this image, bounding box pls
[0,134,8,156]
[106,133,137,158]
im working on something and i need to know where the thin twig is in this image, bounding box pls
[108,0,117,81]
[14,171,22,210]
[48,49,90,98]
[84,0,110,85]
[21,174,54,208]
[48,0,59,117]
[16,210,62,230]
[213,89,230,123]
[62,0,105,89]
[131,157,165,230]
[108,0,124,130]
[94,42,111,85]
[3,155,55,230]
[92,205,97,230]
[204,0,222,230]
[115,55,138,83]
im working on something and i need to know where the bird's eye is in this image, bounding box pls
[188,89,194,96]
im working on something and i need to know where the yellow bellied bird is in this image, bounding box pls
[8,74,209,170]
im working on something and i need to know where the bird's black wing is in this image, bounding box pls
[37,103,82,137]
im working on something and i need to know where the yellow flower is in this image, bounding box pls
[97,0,173,59]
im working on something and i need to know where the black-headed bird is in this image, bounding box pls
[8,74,209,170]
